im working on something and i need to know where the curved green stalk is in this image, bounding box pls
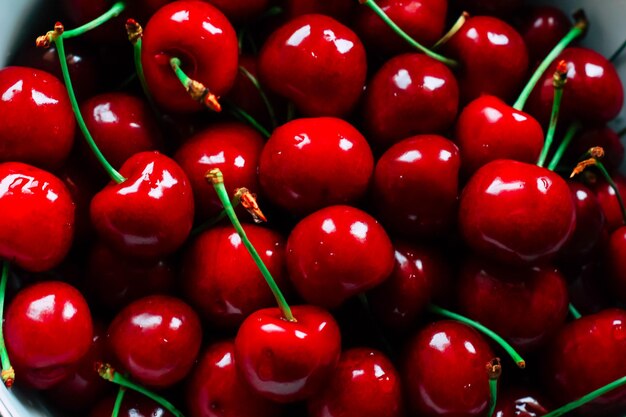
[486,358,501,417]
[547,123,581,171]
[537,65,568,167]
[239,66,277,129]
[0,261,13,388]
[568,303,582,319]
[190,196,242,237]
[63,2,126,39]
[609,37,626,62]
[542,375,626,417]
[223,101,271,138]
[111,386,127,417]
[595,161,626,225]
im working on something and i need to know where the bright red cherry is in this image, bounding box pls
[89,391,174,417]
[372,134,460,239]
[181,225,288,330]
[454,95,544,176]
[107,295,202,388]
[259,117,374,216]
[0,162,75,272]
[607,227,626,302]
[90,151,194,260]
[362,53,459,150]
[234,305,341,402]
[259,14,367,117]
[308,348,403,417]
[142,0,239,113]
[459,160,576,266]
[286,205,394,308]
[403,320,495,416]
[5,281,93,389]
[0,67,75,170]
[186,340,282,417]
[516,6,572,65]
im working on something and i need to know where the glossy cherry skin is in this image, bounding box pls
[5,281,93,389]
[108,295,202,388]
[493,387,550,417]
[142,0,239,113]
[403,320,495,417]
[0,162,75,272]
[542,309,626,415]
[459,160,576,266]
[444,16,529,103]
[458,258,569,352]
[607,227,626,302]
[362,53,459,150]
[174,122,264,221]
[206,0,271,22]
[89,391,174,417]
[259,14,367,117]
[455,95,544,176]
[308,348,403,417]
[286,205,394,308]
[186,340,282,417]
[527,47,624,125]
[592,174,626,233]
[516,6,572,64]
[0,67,75,170]
[90,151,194,260]
[353,0,447,57]
[234,305,341,402]
[259,118,374,216]
[182,225,288,329]
[372,134,460,239]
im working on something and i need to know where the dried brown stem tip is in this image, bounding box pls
[486,358,502,380]
[236,187,267,223]
[95,361,115,381]
[187,80,222,113]
[205,168,224,184]
[572,9,589,32]
[2,368,14,388]
[571,158,597,178]
[553,60,569,88]
[589,146,605,159]
[125,18,143,44]
[36,22,64,48]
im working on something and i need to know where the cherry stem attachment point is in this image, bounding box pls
[609,37,626,63]
[96,363,184,417]
[486,358,501,417]
[537,61,568,167]
[223,101,271,138]
[547,122,581,171]
[513,10,587,111]
[111,386,127,417]
[568,303,582,319]
[0,261,14,388]
[358,0,458,67]
[428,304,526,368]
[63,1,126,39]
[206,168,295,322]
[239,66,278,129]
[433,11,469,50]
[169,57,222,112]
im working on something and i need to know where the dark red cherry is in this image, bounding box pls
[286,205,394,308]
[186,340,282,417]
[607,226,626,302]
[362,53,459,150]
[142,0,239,113]
[372,134,460,239]
[459,160,576,266]
[182,224,288,330]
[527,47,624,125]
[457,258,569,351]
[108,295,202,388]
[451,0,523,17]
[493,387,550,417]
[90,151,195,260]
[259,14,367,117]
[5,281,93,389]
[174,122,264,222]
[592,174,626,233]
[403,320,495,416]
[282,0,355,23]
[454,95,544,176]
[542,309,626,415]
[516,6,572,65]
[89,391,174,417]
[206,0,271,22]
[308,348,403,417]
[234,305,341,402]
[259,117,374,216]
[444,16,529,103]
[0,162,75,272]
[0,67,75,170]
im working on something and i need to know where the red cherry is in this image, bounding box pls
[516,6,572,65]
[0,67,75,170]
[186,340,282,417]
[206,0,271,22]
[286,205,394,308]
[372,134,460,239]
[362,53,459,150]
[564,126,625,173]
[234,305,341,402]
[444,16,529,103]
[459,160,576,266]
[57,161,100,243]
[107,295,202,388]
[308,348,403,417]
[259,14,367,117]
[5,281,93,389]
[454,95,544,176]
[403,320,495,416]
[259,117,374,216]
[607,226,626,302]
[493,387,550,417]
[592,174,626,233]
[89,391,174,417]
[142,0,239,113]
[90,151,194,260]
[0,162,75,272]
[182,224,288,330]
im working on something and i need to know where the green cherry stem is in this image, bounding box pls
[190,195,243,237]
[486,358,501,417]
[111,386,127,417]
[547,122,581,171]
[0,261,14,388]
[537,61,568,167]
[609,37,626,62]
[126,19,153,106]
[433,11,469,50]
[239,65,278,129]
[63,1,126,39]
[428,304,526,368]
[169,57,222,112]
[358,0,458,67]
[568,303,582,319]
[223,101,271,138]
[97,363,185,417]
[513,11,587,111]
[542,374,626,417]
[206,168,295,322]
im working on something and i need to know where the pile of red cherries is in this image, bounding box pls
[1,0,626,416]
